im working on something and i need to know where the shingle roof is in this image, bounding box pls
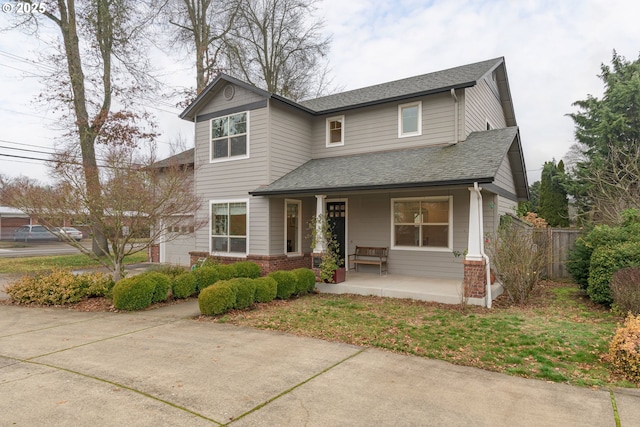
[250,127,520,196]
[299,58,503,113]
[151,148,194,168]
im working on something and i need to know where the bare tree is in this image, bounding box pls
[164,0,239,95]
[223,0,331,100]
[8,0,160,257]
[4,143,203,281]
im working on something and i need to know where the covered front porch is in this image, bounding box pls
[315,271,503,306]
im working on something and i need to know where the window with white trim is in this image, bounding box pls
[392,196,452,250]
[326,116,344,146]
[211,201,248,254]
[285,199,302,255]
[398,101,422,138]
[210,112,248,161]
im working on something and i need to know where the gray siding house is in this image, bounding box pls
[172,57,529,306]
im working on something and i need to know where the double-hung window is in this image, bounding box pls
[211,201,248,254]
[398,101,422,138]
[211,112,248,161]
[392,196,452,250]
[326,116,345,146]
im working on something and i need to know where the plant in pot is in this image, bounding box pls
[309,214,345,283]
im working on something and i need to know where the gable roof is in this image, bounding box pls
[150,148,194,168]
[250,127,527,199]
[180,57,514,122]
[299,57,505,113]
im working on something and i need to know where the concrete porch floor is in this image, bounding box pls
[315,270,503,307]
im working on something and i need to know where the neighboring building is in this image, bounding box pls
[0,206,30,240]
[166,57,529,306]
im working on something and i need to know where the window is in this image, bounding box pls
[285,199,302,254]
[398,101,422,138]
[326,116,344,146]
[210,112,248,161]
[211,201,248,254]
[392,196,452,250]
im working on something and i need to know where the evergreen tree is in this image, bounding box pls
[538,160,569,227]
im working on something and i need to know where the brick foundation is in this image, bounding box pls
[189,251,312,276]
[463,259,487,299]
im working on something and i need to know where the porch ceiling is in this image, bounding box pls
[250,127,520,196]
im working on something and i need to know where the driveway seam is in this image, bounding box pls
[10,357,224,425]
[224,347,367,426]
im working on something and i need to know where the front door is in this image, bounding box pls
[326,201,346,267]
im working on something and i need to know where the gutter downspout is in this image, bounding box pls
[473,182,492,308]
[451,89,458,144]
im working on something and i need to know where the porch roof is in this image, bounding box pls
[250,127,522,197]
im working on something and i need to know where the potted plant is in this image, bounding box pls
[309,214,345,283]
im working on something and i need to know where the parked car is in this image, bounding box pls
[55,227,83,241]
[13,225,57,242]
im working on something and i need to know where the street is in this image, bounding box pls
[0,241,91,258]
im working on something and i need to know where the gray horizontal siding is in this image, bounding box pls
[197,84,266,117]
[310,93,456,159]
[464,78,507,135]
[269,102,313,181]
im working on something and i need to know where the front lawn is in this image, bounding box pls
[213,281,633,387]
[0,251,148,274]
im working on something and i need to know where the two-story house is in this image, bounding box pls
[166,57,529,307]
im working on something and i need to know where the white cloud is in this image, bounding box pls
[1,0,639,185]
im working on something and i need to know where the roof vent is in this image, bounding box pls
[223,84,235,100]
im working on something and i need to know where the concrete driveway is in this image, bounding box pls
[1,301,639,426]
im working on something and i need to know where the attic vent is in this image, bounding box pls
[223,84,235,100]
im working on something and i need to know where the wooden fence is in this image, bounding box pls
[547,228,582,279]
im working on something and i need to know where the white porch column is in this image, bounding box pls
[313,195,327,253]
[466,186,484,261]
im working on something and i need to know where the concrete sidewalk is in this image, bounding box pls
[1,301,638,426]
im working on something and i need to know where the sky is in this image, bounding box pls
[1,0,640,185]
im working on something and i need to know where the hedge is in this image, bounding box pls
[193,266,220,293]
[292,268,316,295]
[172,272,197,299]
[233,261,262,279]
[231,278,257,309]
[254,277,278,303]
[198,281,237,315]
[112,276,156,311]
[139,272,172,303]
[269,270,297,299]
[587,241,640,305]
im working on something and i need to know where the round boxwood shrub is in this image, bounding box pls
[198,281,237,316]
[193,266,220,293]
[587,241,640,305]
[230,278,257,309]
[215,264,237,280]
[233,261,262,278]
[269,270,297,300]
[292,268,316,295]
[172,272,197,299]
[609,314,640,383]
[253,277,277,303]
[112,276,156,311]
[138,272,172,303]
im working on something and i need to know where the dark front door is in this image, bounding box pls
[326,201,346,267]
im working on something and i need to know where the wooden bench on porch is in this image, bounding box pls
[348,246,388,275]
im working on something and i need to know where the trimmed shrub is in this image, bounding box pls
[138,272,172,303]
[292,268,316,295]
[608,314,640,383]
[611,268,640,315]
[192,266,220,293]
[231,278,257,309]
[151,264,188,279]
[587,241,640,305]
[269,270,297,300]
[112,276,156,311]
[198,281,237,316]
[172,272,197,299]
[5,269,113,305]
[233,261,262,279]
[253,277,278,303]
[215,264,237,280]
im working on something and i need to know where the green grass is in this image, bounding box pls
[214,281,629,387]
[0,251,148,274]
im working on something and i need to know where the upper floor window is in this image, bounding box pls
[211,112,249,161]
[391,196,452,251]
[326,115,345,147]
[398,101,422,138]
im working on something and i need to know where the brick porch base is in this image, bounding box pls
[463,259,487,299]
